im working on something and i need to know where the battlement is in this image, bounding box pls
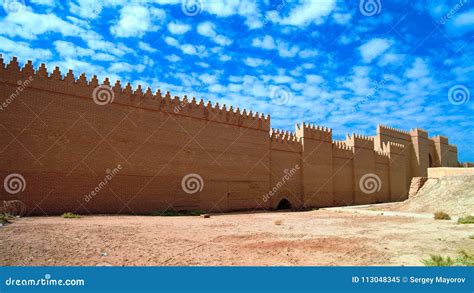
[332,141,354,158]
[410,128,429,138]
[270,129,300,144]
[382,142,406,155]
[375,150,390,163]
[270,129,302,152]
[431,135,449,145]
[377,124,411,142]
[0,56,270,131]
[295,122,332,142]
[345,133,374,150]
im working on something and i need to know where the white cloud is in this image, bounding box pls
[54,40,115,61]
[404,58,430,79]
[359,38,392,63]
[252,35,299,58]
[0,11,84,40]
[69,0,106,19]
[299,49,319,58]
[165,54,181,62]
[197,22,232,46]
[219,54,232,62]
[167,22,191,35]
[252,35,276,50]
[109,62,145,73]
[138,42,157,53]
[164,36,179,47]
[110,5,165,38]
[203,0,262,29]
[243,57,269,67]
[278,0,336,26]
[0,36,52,61]
[332,12,352,25]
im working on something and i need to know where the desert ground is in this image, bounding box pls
[1,208,473,266]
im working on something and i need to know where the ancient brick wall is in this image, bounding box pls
[0,57,464,215]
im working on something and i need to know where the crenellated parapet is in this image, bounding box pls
[375,150,389,163]
[332,141,353,158]
[382,142,406,155]
[410,128,429,139]
[270,129,302,152]
[430,135,449,145]
[0,56,270,131]
[295,122,332,142]
[345,133,374,150]
[377,124,411,142]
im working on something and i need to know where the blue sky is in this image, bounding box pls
[0,0,473,161]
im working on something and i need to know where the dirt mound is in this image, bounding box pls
[391,175,474,216]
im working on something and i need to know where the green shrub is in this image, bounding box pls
[0,213,12,225]
[62,212,81,219]
[422,255,455,266]
[150,210,206,217]
[422,250,474,266]
[469,235,474,240]
[433,211,451,220]
[458,215,474,224]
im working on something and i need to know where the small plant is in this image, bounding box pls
[422,254,455,266]
[422,250,474,266]
[150,210,206,217]
[62,212,81,219]
[469,235,474,240]
[458,215,474,224]
[274,220,283,225]
[433,211,451,220]
[456,250,474,266]
[0,213,12,225]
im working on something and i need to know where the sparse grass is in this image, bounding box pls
[422,250,474,266]
[62,212,81,219]
[458,215,474,224]
[0,213,12,225]
[422,255,455,266]
[433,211,451,220]
[150,210,206,217]
[274,220,283,225]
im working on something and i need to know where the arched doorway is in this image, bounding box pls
[276,198,292,210]
[429,154,433,167]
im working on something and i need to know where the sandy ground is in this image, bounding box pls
[1,209,473,266]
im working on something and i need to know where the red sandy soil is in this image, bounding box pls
[1,209,473,266]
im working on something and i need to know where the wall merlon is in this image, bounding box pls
[345,133,374,150]
[295,122,332,141]
[431,135,449,145]
[410,128,429,138]
[383,141,405,155]
[377,124,411,142]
